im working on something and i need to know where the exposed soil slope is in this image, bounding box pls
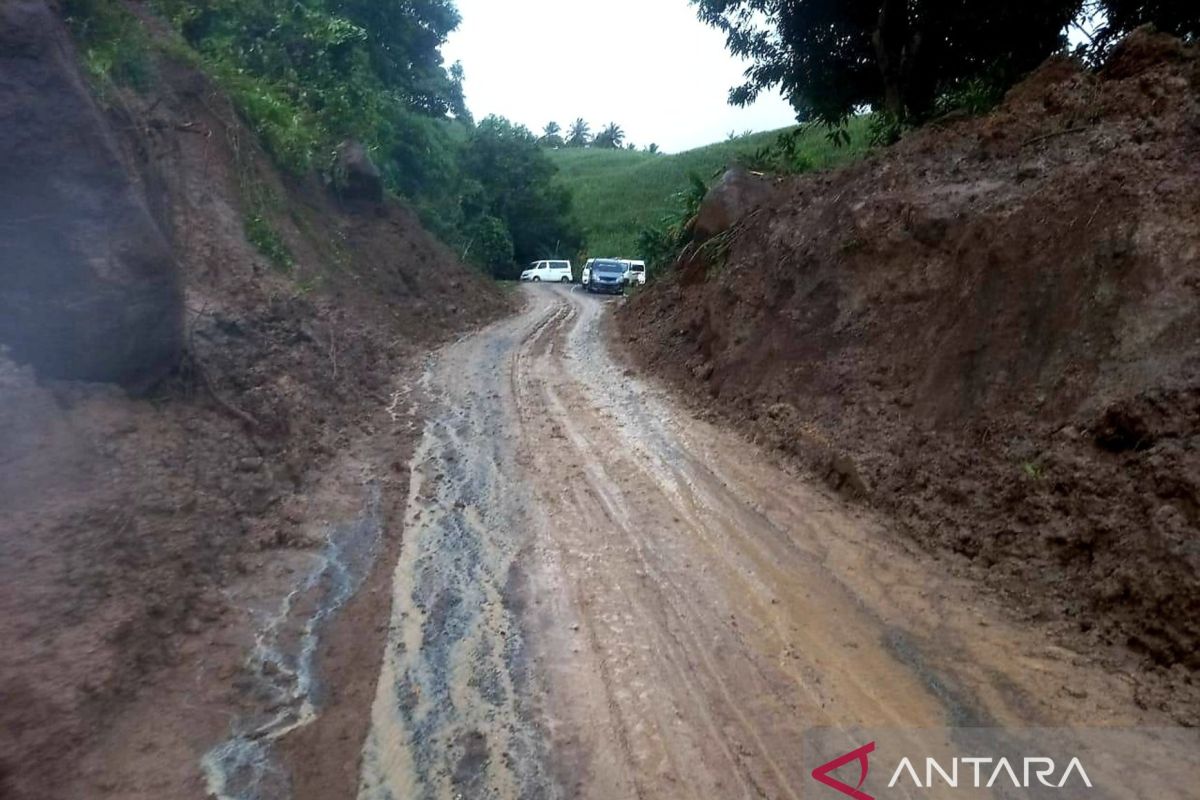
[0,0,182,387]
[619,31,1200,716]
[0,5,509,799]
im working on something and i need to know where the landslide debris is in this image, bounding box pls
[620,30,1200,720]
[0,4,509,798]
[0,0,182,387]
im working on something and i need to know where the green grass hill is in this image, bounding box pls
[549,119,871,260]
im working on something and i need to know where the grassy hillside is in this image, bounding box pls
[551,119,871,259]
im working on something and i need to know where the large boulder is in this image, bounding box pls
[0,0,182,387]
[333,139,384,204]
[692,167,778,242]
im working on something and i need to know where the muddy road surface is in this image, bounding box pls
[355,285,1176,800]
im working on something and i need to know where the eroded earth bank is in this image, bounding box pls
[4,6,1197,795]
[620,30,1200,725]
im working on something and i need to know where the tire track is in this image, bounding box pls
[356,285,1171,800]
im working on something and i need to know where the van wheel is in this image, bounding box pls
[532,276,541,282]
[560,276,570,283]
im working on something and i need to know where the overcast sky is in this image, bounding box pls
[441,0,798,153]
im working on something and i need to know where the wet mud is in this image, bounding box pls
[354,286,1182,800]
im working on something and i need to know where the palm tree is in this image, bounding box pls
[594,122,625,149]
[541,121,563,147]
[566,118,590,147]
[646,143,660,154]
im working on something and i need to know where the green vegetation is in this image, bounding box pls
[540,118,659,151]
[243,212,295,272]
[566,119,591,148]
[693,1,1200,131]
[635,175,739,283]
[634,174,708,278]
[148,0,468,177]
[551,119,870,259]
[592,122,627,150]
[64,0,578,280]
[57,0,1200,284]
[63,0,154,92]
[1091,0,1200,50]
[460,117,582,278]
[540,121,564,148]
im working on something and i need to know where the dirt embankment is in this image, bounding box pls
[619,31,1200,719]
[0,4,509,798]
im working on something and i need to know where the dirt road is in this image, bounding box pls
[355,285,1175,800]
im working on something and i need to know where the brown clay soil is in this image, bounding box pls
[0,23,510,800]
[618,31,1200,723]
[5,14,1200,800]
[355,286,1195,799]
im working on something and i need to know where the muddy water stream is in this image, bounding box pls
[204,485,383,800]
[358,328,556,799]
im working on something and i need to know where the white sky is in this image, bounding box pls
[442,0,798,153]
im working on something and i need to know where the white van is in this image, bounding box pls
[621,259,647,286]
[520,260,573,283]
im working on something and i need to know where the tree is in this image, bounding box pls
[566,118,591,147]
[593,122,626,149]
[540,121,563,147]
[463,215,514,276]
[692,0,1081,126]
[447,62,472,123]
[329,0,467,117]
[107,0,599,285]
[1093,0,1200,48]
[645,143,660,154]
[155,0,471,168]
[461,116,583,278]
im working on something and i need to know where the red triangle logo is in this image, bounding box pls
[811,741,876,800]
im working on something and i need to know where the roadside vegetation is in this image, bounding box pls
[62,0,580,280]
[551,118,870,263]
[61,0,1198,283]
[622,1,1198,278]
[693,0,1199,143]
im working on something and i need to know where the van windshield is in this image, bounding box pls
[594,262,625,274]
